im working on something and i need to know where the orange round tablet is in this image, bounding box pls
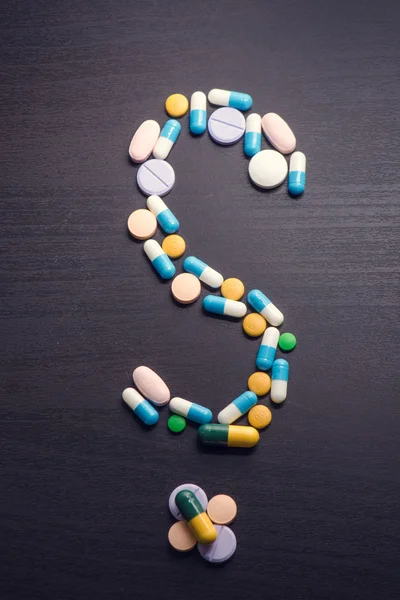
[248,372,271,396]
[165,94,189,118]
[221,278,245,301]
[243,313,267,337]
[127,209,157,240]
[162,234,186,258]
[168,521,197,552]
[248,405,272,429]
[171,273,201,304]
[207,495,237,525]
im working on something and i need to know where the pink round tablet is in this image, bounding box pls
[129,120,160,163]
[132,366,170,406]
[261,113,296,154]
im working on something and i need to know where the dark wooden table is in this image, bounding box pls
[1,1,399,598]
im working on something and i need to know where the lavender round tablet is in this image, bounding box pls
[197,525,237,563]
[208,107,245,145]
[169,484,208,520]
[137,159,175,196]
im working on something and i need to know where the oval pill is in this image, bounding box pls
[248,405,272,429]
[190,91,207,135]
[132,365,170,406]
[171,273,201,304]
[175,490,217,544]
[146,195,179,234]
[208,107,245,145]
[168,521,197,552]
[271,359,289,404]
[248,372,271,396]
[256,327,280,371]
[208,89,252,111]
[153,119,181,160]
[198,424,260,448]
[127,208,157,240]
[288,151,306,196]
[165,93,189,117]
[162,234,186,258]
[137,159,175,197]
[243,313,267,337]
[203,296,247,318]
[143,239,176,280]
[169,397,212,425]
[244,113,262,157]
[183,256,223,288]
[128,119,160,163]
[248,149,288,189]
[198,525,237,563]
[122,387,159,426]
[221,278,245,301]
[248,289,284,326]
[207,495,237,526]
[217,391,257,424]
[261,112,296,154]
[169,483,208,520]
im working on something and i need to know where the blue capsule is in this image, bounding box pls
[144,239,176,280]
[288,151,306,196]
[244,113,262,157]
[208,89,252,111]
[203,296,247,318]
[271,359,289,404]
[146,195,179,234]
[256,327,280,370]
[247,289,284,326]
[122,388,159,426]
[190,91,207,135]
[183,256,223,288]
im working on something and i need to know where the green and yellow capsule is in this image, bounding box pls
[175,490,217,544]
[198,424,260,448]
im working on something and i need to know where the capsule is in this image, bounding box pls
[122,387,159,426]
[169,397,212,424]
[247,289,284,326]
[244,113,262,157]
[153,119,181,160]
[217,391,257,424]
[175,490,217,544]
[203,296,247,318]
[146,195,179,234]
[190,91,207,135]
[198,424,260,448]
[288,151,306,196]
[183,256,223,288]
[271,359,289,403]
[143,239,176,280]
[256,327,280,370]
[208,89,252,111]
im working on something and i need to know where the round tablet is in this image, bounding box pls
[248,405,272,429]
[248,372,271,396]
[279,332,297,352]
[248,149,288,189]
[162,234,186,258]
[165,94,189,118]
[207,495,237,525]
[171,273,201,304]
[169,484,208,520]
[127,209,157,240]
[243,313,267,337]
[221,278,245,301]
[208,107,245,145]
[168,521,197,552]
[137,159,175,196]
[168,414,186,433]
[198,525,237,564]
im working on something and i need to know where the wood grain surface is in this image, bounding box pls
[1,1,399,599]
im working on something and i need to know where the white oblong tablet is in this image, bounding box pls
[197,525,237,563]
[169,484,209,520]
[132,366,170,406]
[129,120,160,163]
[248,150,288,189]
[208,107,245,145]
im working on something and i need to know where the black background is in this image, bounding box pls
[1,1,399,599]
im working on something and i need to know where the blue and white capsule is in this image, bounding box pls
[256,327,280,371]
[183,256,223,288]
[288,151,306,196]
[271,359,289,403]
[244,113,262,157]
[190,91,207,135]
[208,89,253,111]
[153,119,181,160]
[146,195,179,234]
[203,295,247,318]
[170,397,212,424]
[144,239,176,280]
[122,387,159,426]
[217,391,258,424]
[247,289,284,326]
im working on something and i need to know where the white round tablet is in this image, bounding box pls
[137,159,175,196]
[168,484,208,520]
[208,107,245,145]
[248,149,288,189]
[197,525,237,563]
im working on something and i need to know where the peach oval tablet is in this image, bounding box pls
[261,113,296,154]
[168,521,197,552]
[171,273,201,304]
[132,366,170,406]
[129,120,160,163]
[127,209,157,240]
[207,495,237,525]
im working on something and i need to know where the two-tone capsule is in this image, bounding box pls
[288,151,306,196]
[256,327,280,371]
[190,91,207,135]
[175,490,217,544]
[153,119,181,160]
[247,289,284,326]
[217,391,257,424]
[198,424,259,448]
[244,113,262,157]
[169,397,212,424]
[183,256,223,288]
[144,239,176,280]
[271,359,289,403]
[203,296,247,318]
[146,195,179,234]
[208,89,252,111]
[122,388,159,426]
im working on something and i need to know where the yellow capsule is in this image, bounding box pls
[162,234,186,258]
[221,277,245,301]
[248,405,272,430]
[188,513,217,544]
[227,425,260,448]
[248,372,271,396]
[165,94,189,118]
[243,313,267,337]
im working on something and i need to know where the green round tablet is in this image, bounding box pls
[168,415,186,433]
[278,332,297,352]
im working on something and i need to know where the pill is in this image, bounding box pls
[198,525,237,563]
[132,365,170,406]
[248,405,272,429]
[203,296,247,318]
[165,93,189,117]
[175,490,217,544]
[271,359,289,403]
[190,91,207,135]
[208,107,246,145]
[171,273,201,304]
[146,195,179,234]
[169,397,212,425]
[248,149,288,189]
[278,332,297,352]
[242,313,267,337]
[153,119,181,160]
[169,484,208,520]
[217,391,257,424]
[248,372,271,396]
[183,256,223,288]
[137,159,175,196]
[256,327,280,371]
[207,495,237,525]
[168,414,186,433]
[122,387,159,426]
[221,278,245,301]
[261,112,296,154]
[198,424,260,448]
[143,239,176,280]
[288,151,306,196]
[244,113,262,157]
[208,89,252,111]
[127,208,157,240]
[162,234,186,258]
[128,119,160,163]
[247,289,284,326]
[168,521,197,552]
